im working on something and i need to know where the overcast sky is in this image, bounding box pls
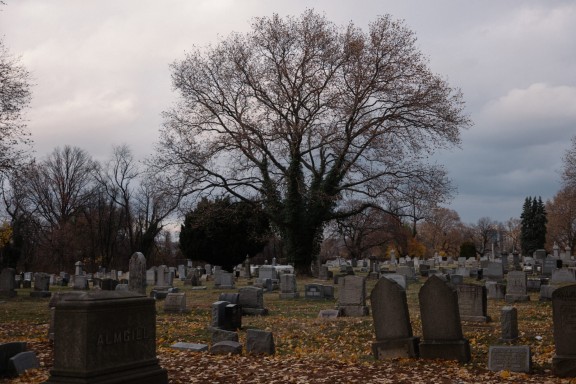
[1,0,575,225]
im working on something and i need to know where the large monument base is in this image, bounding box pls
[372,337,419,359]
[553,355,576,377]
[419,339,471,363]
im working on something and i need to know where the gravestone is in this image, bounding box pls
[146,268,156,286]
[318,265,330,281]
[419,275,471,362]
[177,265,186,281]
[211,301,241,331]
[486,281,506,299]
[30,272,51,298]
[505,271,530,302]
[72,275,89,290]
[218,292,239,304]
[488,346,531,373]
[552,284,576,377]
[501,306,518,342]
[156,265,169,288]
[209,341,242,355]
[279,273,299,299]
[163,292,189,313]
[0,268,17,297]
[101,278,118,291]
[370,278,419,359]
[128,252,147,295]
[7,351,40,376]
[396,266,417,282]
[45,291,167,384]
[210,328,239,344]
[219,272,235,289]
[540,269,576,300]
[238,286,268,315]
[318,309,341,319]
[337,275,369,317]
[246,329,275,355]
[484,262,504,281]
[456,284,490,322]
[304,284,334,299]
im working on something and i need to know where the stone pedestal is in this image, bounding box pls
[419,340,471,363]
[44,291,167,384]
[372,337,419,360]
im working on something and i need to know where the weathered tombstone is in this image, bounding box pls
[501,306,518,342]
[128,252,147,295]
[218,292,239,304]
[484,262,504,281]
[211,301,230,329]
[246,329,275,355]
[72,275,89,290]
[486,281,506,299]
[7,351,40,376]
[0,268,17,297]
[209,340,242,355]
[210,328,239,344]
[279,273,299,299]
[488,346,531,373]
[540,269,576,300]
[219,272,235,289]
[74,261,84,276]
[396,266,417,282]
[177,265,186,281]
[505,271,530,302]
[370,278,419,359]
[304,284,334,299]
[318,309,341,319]
[456,284,490,322]
[146,268,156,286]
[163,292,189,313]
[552,284,576,377]
[338,275,369,317]
[450,274,464,285]
[156,265,169,288]
[238,286,268,315]
[419,275,471,362]
[543,256,558,276]
[30,272,51,298]
[318,265,330,281]
[45,291,168,384]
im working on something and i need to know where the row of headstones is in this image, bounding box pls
[371,275,576,376]
[170,328,275,356]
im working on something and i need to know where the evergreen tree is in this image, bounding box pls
[520,196,547,255]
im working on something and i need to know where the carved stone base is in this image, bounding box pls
[419,339,471,363]
[372,337,420,359]
[553,355,576,377]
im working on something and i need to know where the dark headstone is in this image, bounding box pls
[246,329,275,355]
[500,306,518,342]
[0,268,17,297]
[44,291,167,384]
[238,286,268,315]
[338,275,369,317]
[370,278,419,359]
[218,292,239,304]
[0,342,27,375]
[505,271,530,303]
[419,275,471,362]
[456,284,490,322]
[552,284,576,377]
[488,346,531,373]
[210,328,239,344]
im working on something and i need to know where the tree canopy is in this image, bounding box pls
[179,197,270,271]
[156,10,470,274]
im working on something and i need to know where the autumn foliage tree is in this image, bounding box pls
[157,10,470,274]
[546,186,576,251]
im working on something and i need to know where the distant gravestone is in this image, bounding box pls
[419,275,471,362]
[163,292,189,313]
[279,273,299,299]
[30,273,51,298]
[304,284,334,299]
[156,265,169,288]
[396,266,417,282]
[488,346,531,373]
[238,286,268,315]
[72,275,89,290]
[552,284,576,377]
[370,278,419,359]
[486,281,506,299]
[209,340,242,355]
[505,271,530,303]
[543,257,558,276]
[44,291,167,384]
[246,329,275,355]
[0,268,17,298]
[484,262,504,281]
[219,272,235,289]
[146,268,156,286]
[383,274,407,290]
[128,252,147,295]
[318,309,340,319]
[0,342,27,375]
[456,284,490,322]
[210,328,239,344]
[501,306,519,342]
[338,275,369,317]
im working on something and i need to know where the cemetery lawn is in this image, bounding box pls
[1,276,574,384]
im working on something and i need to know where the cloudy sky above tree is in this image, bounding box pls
[1,0,575,224]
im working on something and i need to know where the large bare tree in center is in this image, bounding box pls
[156,10,470,274]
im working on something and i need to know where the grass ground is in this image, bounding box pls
[0,273,574,383]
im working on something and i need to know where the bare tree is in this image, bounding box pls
[0,40,32,174]
[546,186,576,251]
[562,136,576,188]
[156,10,470,274]
[418,207,464,257]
